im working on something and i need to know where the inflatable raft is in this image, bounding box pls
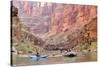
[30,56,48,60]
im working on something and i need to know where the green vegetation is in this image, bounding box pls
[14,41,33,54]
[13,39,44,54]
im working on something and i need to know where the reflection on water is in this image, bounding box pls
[12,52,97,66]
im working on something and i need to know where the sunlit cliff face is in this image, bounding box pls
[50,5,97,33]
[12,1,97,38]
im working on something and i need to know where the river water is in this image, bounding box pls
[12,52,97,66]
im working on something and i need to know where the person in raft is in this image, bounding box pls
[36,49,40,57]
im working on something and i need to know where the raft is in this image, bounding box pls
[30,56,48,60]
[64,51,77,57]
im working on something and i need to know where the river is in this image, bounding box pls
[12,52,97,66]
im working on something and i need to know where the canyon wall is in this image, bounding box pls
[12,1,97,35]
[12,1,97,50]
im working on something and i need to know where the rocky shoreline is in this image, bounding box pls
[13,49,97,58]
